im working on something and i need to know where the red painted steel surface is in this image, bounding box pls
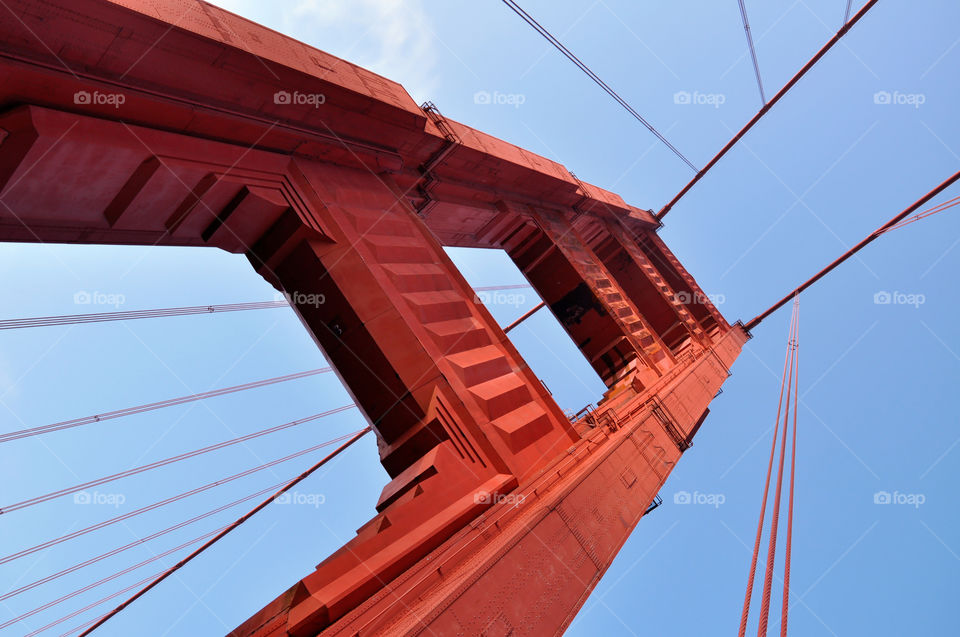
[0,1,744,634]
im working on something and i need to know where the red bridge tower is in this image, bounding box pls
[0,1,747,634]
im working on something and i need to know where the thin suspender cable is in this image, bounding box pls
[473,284,532,292]
[738,0,766,104]
[0,368,332,444]
[0,301,289,331]
[0,286,531,331]
[737,301,796,636]
[0,429,364,566]
[500,0,698,171]
[875,195,960,235]
[657,0,879,219]
[1,525,226,630]
[757,297,799,635]
[77,428,371,636]
[0,405,355,515]
[1,479,287,601]
[745,169,960,330]
[780,305,800,636]
[23,570,164,637]
[844,0,854,25]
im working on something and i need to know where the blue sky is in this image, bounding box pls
[1,0,959,635]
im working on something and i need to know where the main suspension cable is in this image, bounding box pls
[0,405,355,515]
[500,0,698,172]
[0,368,332,444]
[0,429,364,565]
[658,0,879,219]
[78,428,371,636]
[745,169,960,330]
[503,302,546,334]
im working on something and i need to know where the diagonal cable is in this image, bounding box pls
[501,0,698,171]
[0,405,355,515]
[738,0,767,104]
[0,368,332,443]
[0,428,364,566]
[77,428,370,636]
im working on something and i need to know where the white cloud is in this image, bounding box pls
[207,0,439,103]
[288,0,437,102]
